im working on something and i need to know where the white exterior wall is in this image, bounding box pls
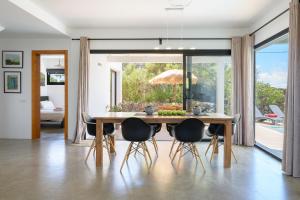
[89,54,122,116]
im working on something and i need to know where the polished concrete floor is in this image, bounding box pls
[0,135,299,200]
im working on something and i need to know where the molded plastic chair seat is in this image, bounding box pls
[166,123,178,137]
[148,123,162,156]
[172,118,206,172]
[205,114,241,162]
[120,118,153,172]
[149,123,162,137]
[82,113,116,162]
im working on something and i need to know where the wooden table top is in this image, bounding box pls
[93,112,233,123]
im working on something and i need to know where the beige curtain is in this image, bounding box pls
[73,37,90,144]
[282,0,300,177]
[232,35,255,146]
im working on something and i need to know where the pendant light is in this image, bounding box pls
[55,58,64,68]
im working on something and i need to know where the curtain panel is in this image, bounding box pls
[282,0,300,177]
[73,37,90,144]
[232,35,255,146]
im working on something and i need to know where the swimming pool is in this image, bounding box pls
[260,124,284,133]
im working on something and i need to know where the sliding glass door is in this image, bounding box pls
[254,30,288,159]
[184,55,232,115]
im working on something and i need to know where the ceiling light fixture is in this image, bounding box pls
[154,38,163,50]
[55,58,64,68]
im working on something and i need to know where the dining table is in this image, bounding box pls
[93,112,234,168]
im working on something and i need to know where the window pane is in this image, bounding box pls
[255,33,288,159]
[186,56,232,115]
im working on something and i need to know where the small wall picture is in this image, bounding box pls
[4,71,21,93]
[2,51,23,68]
[47,69,65,85]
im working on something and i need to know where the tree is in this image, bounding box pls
[255,82,285,113]
[122,63,182,104]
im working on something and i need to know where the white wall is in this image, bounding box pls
[89,54,122,116]
[0,38,71,139]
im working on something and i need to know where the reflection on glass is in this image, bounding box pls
[186,56,232,115]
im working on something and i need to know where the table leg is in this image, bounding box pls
[96,120,103,167]
[110,135,116,153]
[224,120,232,168]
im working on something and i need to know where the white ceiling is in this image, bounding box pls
[0,0,66,37]
[29,0,283,28]
[0,0,290,37]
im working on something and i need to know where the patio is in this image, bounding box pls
[255,122,284,158]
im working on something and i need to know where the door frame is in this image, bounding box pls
[32,50,68,140]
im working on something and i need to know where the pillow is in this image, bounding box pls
[265,113,278,118]
[40,101,56,110]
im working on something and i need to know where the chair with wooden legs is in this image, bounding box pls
[120,118,153,172]
[171,119,206,172]
[166,123,178,157]
[132,123,160,157]
[147,123,162,156]
[82,113,116,162]
[205,114,241,162]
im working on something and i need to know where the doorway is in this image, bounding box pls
[32,50,68,140]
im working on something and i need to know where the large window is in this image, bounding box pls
[122,60,183,111]
[185,55,232,115]
[254,30,288,159]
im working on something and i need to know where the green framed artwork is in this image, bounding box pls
[3,71,21,93]
[2,51,23,68]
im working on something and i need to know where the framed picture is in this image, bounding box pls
[47,69,65,85]
[3,71,21,93]
[2,51,23,68]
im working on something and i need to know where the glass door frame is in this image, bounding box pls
[253,28,289,160]
[182,50,231,110]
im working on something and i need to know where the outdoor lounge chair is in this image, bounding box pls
[269,105,285,118]
[255,106,280,124]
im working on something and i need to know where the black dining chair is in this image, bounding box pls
[205,114,241,162]
[166,123,178,157]
[82,113,115,162]
[172,118,206,171]
[148,123,162,156]
[120,117,153,172]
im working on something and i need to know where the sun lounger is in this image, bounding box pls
[269,105,285,118]
[255,106,281,124]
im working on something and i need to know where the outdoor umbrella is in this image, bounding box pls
[149,69,198,101]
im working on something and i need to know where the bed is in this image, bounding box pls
[40,96,64,127]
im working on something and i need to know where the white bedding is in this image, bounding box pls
[41,109,64,122]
